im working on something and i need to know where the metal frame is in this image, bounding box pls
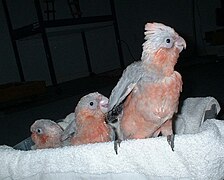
[2,0,125,85]
[2,0,25,82]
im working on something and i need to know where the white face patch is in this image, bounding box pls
[88,99,98,110]
[36,128,43,135]
[163,37,174,49]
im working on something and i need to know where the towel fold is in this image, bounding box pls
[1,97,224,180]
[175,96,220,134]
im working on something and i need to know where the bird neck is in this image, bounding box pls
[77,111,105,126]
[142,48,179,77]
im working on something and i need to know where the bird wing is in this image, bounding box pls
[60,118,77,141]
[108,61,144,111]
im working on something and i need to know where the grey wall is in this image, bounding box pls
[0,0,223,85]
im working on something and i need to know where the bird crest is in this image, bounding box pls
[144,22,175,41]
[141,22,180,62]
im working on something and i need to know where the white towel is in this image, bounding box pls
[175,96,221,134]
[0,97,224,180]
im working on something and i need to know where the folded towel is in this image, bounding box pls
[0,97,224,180]
[175,96,220,134]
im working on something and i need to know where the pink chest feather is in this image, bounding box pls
[121,72,182,139]
[72,118,110,145]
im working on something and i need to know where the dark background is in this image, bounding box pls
[0,0,224,146]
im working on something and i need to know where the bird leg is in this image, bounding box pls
[167,134,174,151]
[160,119,174,151]
[106,103,124,154]
[113,127,122,154]
[114,138,122,155]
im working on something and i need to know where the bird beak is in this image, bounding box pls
[99,96,109,114]
[175,36,186,52]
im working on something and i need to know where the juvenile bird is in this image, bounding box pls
[30,119,64,149]
[61,92,111,145]
[107,22,186,153]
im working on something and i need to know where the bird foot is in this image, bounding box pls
[114,138,122,155]
[167,134,174,151]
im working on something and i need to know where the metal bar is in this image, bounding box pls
[2,0,25,82]
[44,15,113,28]
[109,0,125,69]
[46,1,50,20]
[81,31,93,75]
[12,15,113,39]
[52,1,55,20]
[67,0,75,18]
[13,23,41,40]
[34,0,57,85]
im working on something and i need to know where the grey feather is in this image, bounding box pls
[60,119,76,141]
[108,61,144,111]
[108,60,162,111]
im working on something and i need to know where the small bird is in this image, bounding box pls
[61,92,111,146]
[30,119,64,149]
[107,22,186,153]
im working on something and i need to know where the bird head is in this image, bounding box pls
[75,92,109,118]
[30,119,63,147]
[141,22,186,74]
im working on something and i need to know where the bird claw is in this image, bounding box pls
[114,138,122,155]
[167,134,174,151]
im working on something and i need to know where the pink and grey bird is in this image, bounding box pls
[61,92,111,146]
[30,119,64,149]
[107,22,186,153]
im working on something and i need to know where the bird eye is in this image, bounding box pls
[36,128,42,134]
[166,38,171,43]
[164,38,173,48]
[88,100,97,110]
[89,102,94,106]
